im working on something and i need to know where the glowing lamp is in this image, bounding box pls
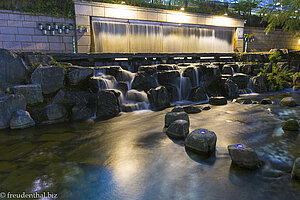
[180,7,184,11]
[237,144,243,148]
[200,130,206,134]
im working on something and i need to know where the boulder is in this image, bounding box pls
[0,94,26,129]
[29,103,67,125]
[71,105,94,121]
[171,106,184,112]
[189,87,208,102]
[202,106,211,110]
[251,75,267,93]
[282,119,299,131]
[222,65,234,75]
[21,52,54,66]
[279,97,297,107]
[12,84,43,106]
[260,98,272,104]
[127,89,148,102]
[236,98,252,104]
[138,65,157,75]
[183,67,198,87]
[10,110,35,129]
[0,49,28,86]
[166,120,189,139]
[31,66,66,95]
[67,66,93,86]
[164,111,189,128]
[292,157,300,180]
[116,81,128,96]
[131,72,158,91]
[96,90,120,119]
[156,64,177,71]
[233,73,249,89]
[165,85,179,102]
[89,75,116,92]
[147,86,170,110]
[209,96,227,105]
[104,66,134,82]
[157,70,180,86]
[224,79,239,99]
[121,104,139,112]
[183,105,201,114]
[228,144,260,169]
[184,128,217,155]
[198,65,220,88]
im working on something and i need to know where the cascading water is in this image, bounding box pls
[177,67,192,102]
[92,18,234,53]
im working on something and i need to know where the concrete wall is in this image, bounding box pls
[74,0,244,53]
[245,27,300,52]
[0,9,75,53]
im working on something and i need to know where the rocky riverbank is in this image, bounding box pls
[0,49,299,130]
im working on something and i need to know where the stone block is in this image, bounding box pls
[48,36,62,43]
[38,16,53,22]
[9,14,24,20]
[0,13,9,20]
[77,35,91,46]
[77,45,90,53]
[0,34,15,42]
[0,27,18,34]
[35,43,50,51]
[75,4,92,15]
[0,20,8,26]
[7,20,23,27]
[22,21,37,28]
[32,36,48,43]
[50,43,65,51]
[24,15,39,21]
[3,42,22,50]
[21,42,36,51]
[92,6,105,16]
[75,15,90,26]
[18,27,35,35]
[63,36,73,43]
[16,35,32,42]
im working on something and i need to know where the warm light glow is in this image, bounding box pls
[180,7,184,11]
[121,1,125,4]
[212,16,234,27]
[224,13,228,16]
[115,58,128,61]
[298,39,300,44]
[105,4,136,19]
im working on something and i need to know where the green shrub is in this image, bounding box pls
[268,51,282,63]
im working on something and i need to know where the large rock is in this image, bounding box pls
[189,87,208,102]
[21,52,54,66]
[0,49,28,86]
[184,128,217,155]
[12,84,43,106]
[224,79,239,99]
[233,73,249,89]
[0,94,26,129]
[156,64,177,71]
[292,157,300,180]
[31,66,66,95]
[138,65,157,75]
[282,119,299,131]
[131,72,158,91]
[251,75,267,93]
[183,105,201,114]
[279,97,297,107]
[157,70,180,86]
[89,75,116,92]
[260,98,272,104]
[71,105,94,121]
[103,66,134,82]
[10,110,35,129]
[228,144,260,169]
[67,66,93,86]
[121,103,139,112]
[222,65,234,75]
[171,106,184,112]
[165,85,179,102]
[126,89,148,102]
[209,96,227,105]
[183,67,198,87]
[147,86,170,110]
[197,65,220,88]
[116,81,128,96]
[96,90,120,119]
[29,103,67,125]
[164,111,189,128]
[166,120,189,139]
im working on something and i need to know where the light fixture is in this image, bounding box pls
[180,7,184,11]
[121,1,125,4]
[200,130,206,134]
[224,13,228,16]
[237,144,243,148]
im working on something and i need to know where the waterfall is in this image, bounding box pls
[177,69,192,101]
[92,19,234,53]
[194,66,200,87]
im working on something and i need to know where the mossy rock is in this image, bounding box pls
[0,161,17,172]
[37,133,76,142]
[282,119,299,131]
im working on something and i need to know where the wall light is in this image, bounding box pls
[180,7,184,11]
[224,13,228,16]
[121,1,125,4]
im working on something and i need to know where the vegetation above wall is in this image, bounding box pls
[0,0,75,18]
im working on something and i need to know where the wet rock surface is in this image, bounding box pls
[166,119,189,139]
[164,111,189,128]
[228,144,260,169]
[147,86,170,110]
[292,158,300,180]
[10,110,35,129]
[209,96,227,105]
[279,97,297,107]
[282,119,299,131]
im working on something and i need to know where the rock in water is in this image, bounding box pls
[224,79,239,99]
[222,65,234,75]
[166,120,189,139]
[189,87,208,102]
[147,86,170,110]
[0,94,26,129]
[236,98,252,104]
[131,72,158,91]
[164,111,189,128]
[184,128,217,155]
[279,97,297,107]
[292,157,300,180]
[10,110,35,129]
[183,105,201,114]
[282,119,299,131]
[121,104,139,112]
[31,66,66,95]
[228,144,260,169]
[67,66,93,86]
[0,49,27,86]
[209,96,227,105]
[96,90,120,119]
[260,98,272,104]
[171,106,184,112]
[251,75,267,93]
[12,84,43,106]
[71,105,94,121]
[233,73,249,89]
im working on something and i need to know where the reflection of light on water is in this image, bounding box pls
[272,127,284,137]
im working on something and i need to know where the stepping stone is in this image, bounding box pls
[166,120,189,139]
[209,97,227,105]
[183,105,201,114]
[260,98,272,104]
[164,111,189,128]
[185,128,217,155]
[228,144,260,169]
[282,119,299,131]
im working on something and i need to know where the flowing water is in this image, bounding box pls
[92,18,234,53]
[0,90,299,200]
